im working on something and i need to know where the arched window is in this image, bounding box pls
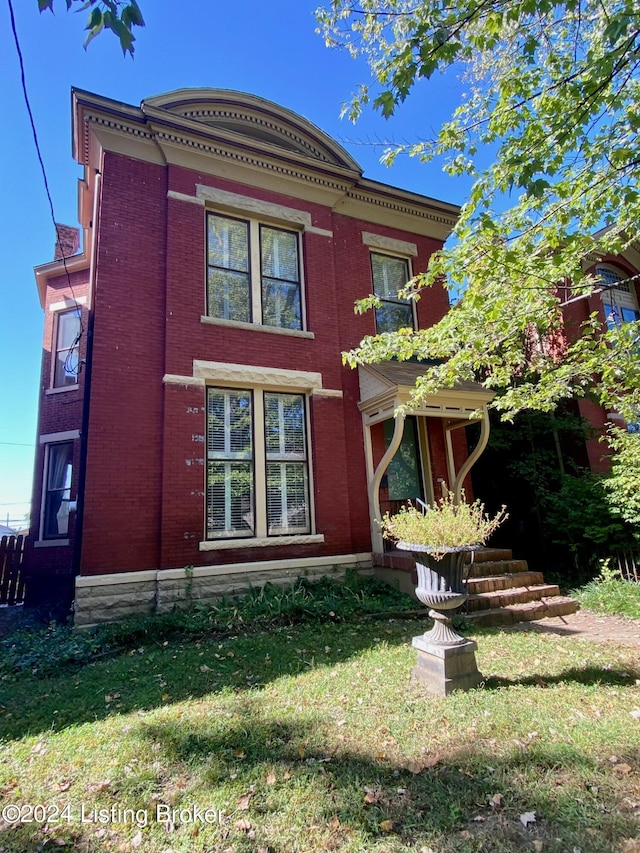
[597,265,640,329]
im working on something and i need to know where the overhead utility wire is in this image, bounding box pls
[7,0,84,378]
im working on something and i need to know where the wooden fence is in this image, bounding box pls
[0,535,26,606]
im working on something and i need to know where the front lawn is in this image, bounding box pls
[1,606,639,852]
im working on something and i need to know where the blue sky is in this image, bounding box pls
[0,0,470,529]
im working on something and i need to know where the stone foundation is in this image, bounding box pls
[74,553,373,627]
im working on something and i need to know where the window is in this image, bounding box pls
[371,253,414,333]
[206,388,310,539]
[206,213,302,330]
[53,309,81,387]
[599,266,640,329]
[42,442,73,539]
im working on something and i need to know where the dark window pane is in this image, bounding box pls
[43,442,73,539]
[375,302,414,334]
[208,269,250,322]
[262,279,301,329]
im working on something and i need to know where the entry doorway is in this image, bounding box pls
[380,416,432,530]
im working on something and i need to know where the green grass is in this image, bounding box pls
[0,573,419,678]
[574,570,640,620]
[1,606,639,852]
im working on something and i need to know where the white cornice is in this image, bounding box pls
[71,87,461,242]
[34,253,90,309]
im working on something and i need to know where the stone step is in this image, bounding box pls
[465,571,544,595]
[465,558,529,578]
[463,595,580,627]
[464,547,513,564]
[466,583,561,612]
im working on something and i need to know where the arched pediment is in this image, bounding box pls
[142,89,361,172]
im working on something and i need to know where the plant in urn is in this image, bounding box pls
[380,493,507,695]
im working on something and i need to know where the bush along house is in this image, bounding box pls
[26,87,517,626]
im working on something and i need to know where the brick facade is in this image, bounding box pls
[27,88,477,622]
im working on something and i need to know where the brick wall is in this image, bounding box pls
[61,153,458,577]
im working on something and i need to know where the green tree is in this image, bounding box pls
[602,424,640,532]
[38,0,144,55]
[317,0,640,425]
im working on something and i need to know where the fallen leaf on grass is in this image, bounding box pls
[234,818,252,832]
[236,791,254,811]
[265,770,277,785]
[520,811,536,827]
[489,793,504,809]
[614,763,633,775]
[379,819,394,832]
[630,709,640,720]
[131,831,143,848]
[405,753,441,774]
[52,779,72,793]
[621,840,640,852]
[86,780,111,793]
[364,789,379,804]
[328,816,341,830]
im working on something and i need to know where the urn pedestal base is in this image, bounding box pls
[412,635,482,696]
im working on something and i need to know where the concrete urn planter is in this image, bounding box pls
[398,542,475,646]
[398,542,483,695]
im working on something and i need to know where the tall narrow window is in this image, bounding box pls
[42,442,73,539]
[206,212,304,330]
[207,214,251,322]
[265,393,310,534]
[206,388,312,540]
[261,226,301,329]
[206,389,254,538]
[371,253,414,333]
[53,310,81,387]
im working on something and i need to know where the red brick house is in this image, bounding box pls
[27,88,494,625]
[559,243,640,472]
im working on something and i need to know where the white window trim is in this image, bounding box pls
[200,365,320,549]
[205,210,307,332]
[38,439,75,543]
[370,249,417,332]
[49,296,87,313]
[40,430,81,444]
[598,264,640,316]
[49,305,82,390]
[200,315,314,339]
[362,231,418,257]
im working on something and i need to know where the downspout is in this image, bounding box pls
[72,172,102,587]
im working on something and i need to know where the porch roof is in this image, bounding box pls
[357,362,495,426]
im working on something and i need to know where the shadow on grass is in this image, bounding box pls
[484,664,640,690]
[3,694,638,853]
[1,616,638,745]
[0,618,414,742]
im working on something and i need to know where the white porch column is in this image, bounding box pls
[367,411,406,553]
